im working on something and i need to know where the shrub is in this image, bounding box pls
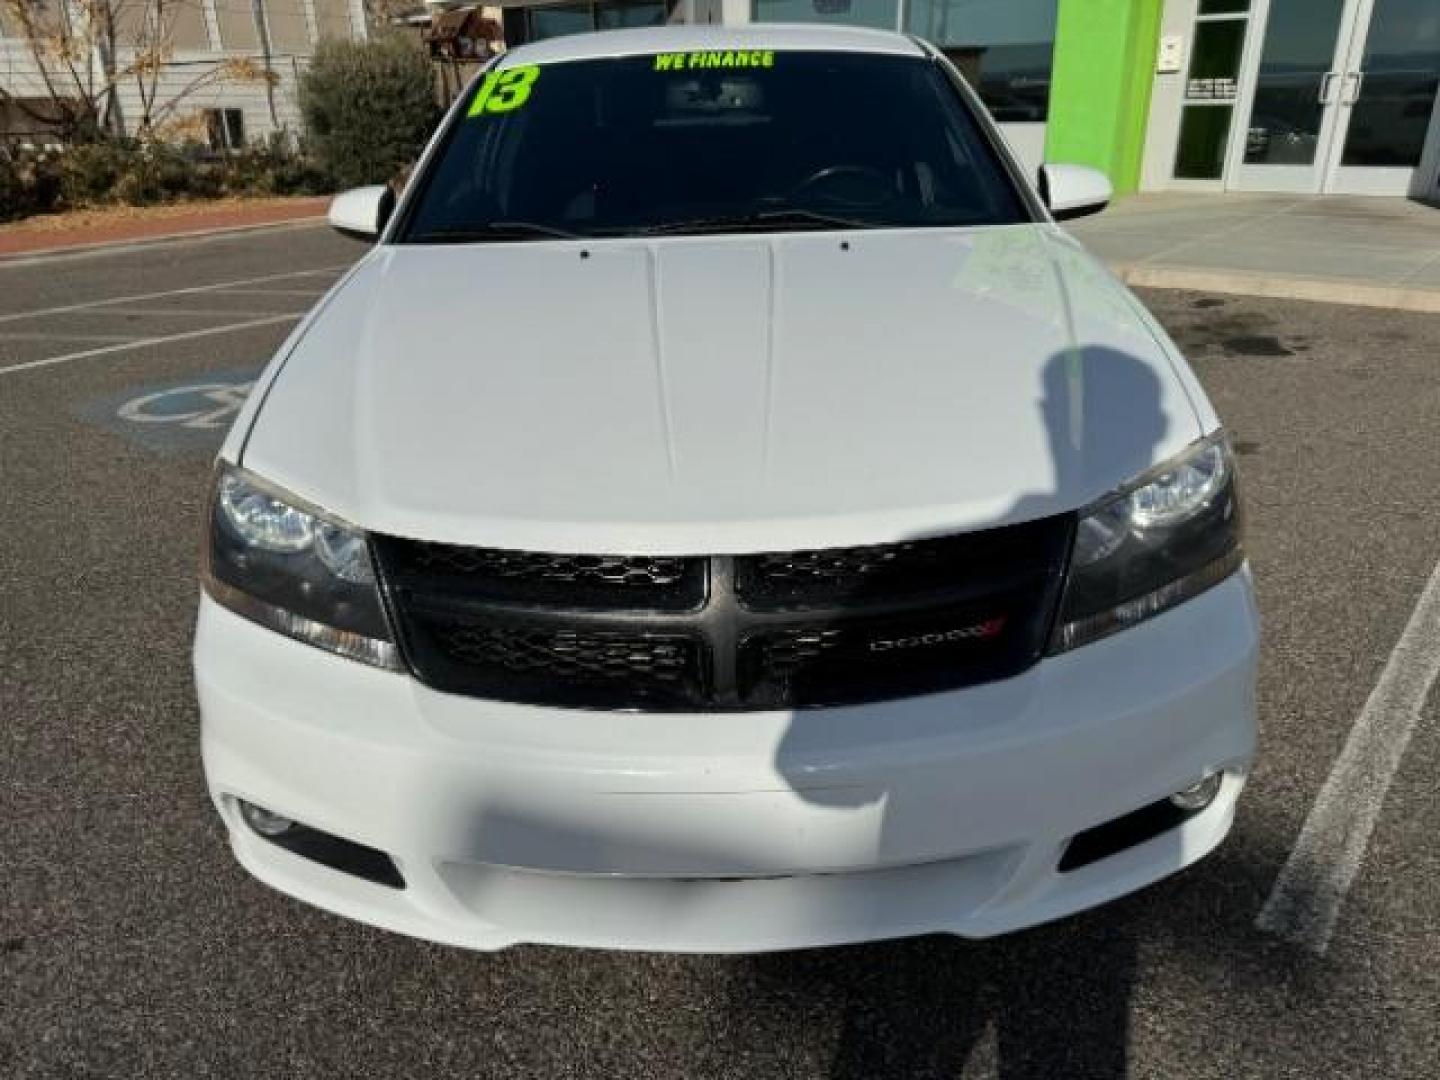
[300,34,438,190]
[0,147,61,219]
[0,149,23,221]
[57,142,127,206]
[1,132,332,222]
[109,142,196,205]
[225,133,332,196]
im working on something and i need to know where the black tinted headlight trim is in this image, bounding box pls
[201,465,404,671]
[1048,433,1244,654]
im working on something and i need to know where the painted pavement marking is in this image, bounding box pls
[1256,555,1440,953]
[0,314,301,376]
[0,266,344,326]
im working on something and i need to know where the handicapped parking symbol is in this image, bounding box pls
[116,379,257,430]
[78,369,261,453]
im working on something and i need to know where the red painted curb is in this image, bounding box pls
[0,197,331,258]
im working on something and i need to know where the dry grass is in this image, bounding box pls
[0,196,327,236]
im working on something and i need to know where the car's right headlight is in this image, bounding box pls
[1049,432,1244,653]
[201,464,403,670]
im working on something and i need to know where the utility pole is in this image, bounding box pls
[251,0,280,129]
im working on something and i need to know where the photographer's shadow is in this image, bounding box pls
[762,346,1174,1078]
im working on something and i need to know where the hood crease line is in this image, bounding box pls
[645,244,680,481]
[761,239,780,470]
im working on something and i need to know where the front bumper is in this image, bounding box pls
[195,571,1259,953]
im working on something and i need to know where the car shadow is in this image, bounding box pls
[728,812,1317,1080]
[757,345,1179,1077]
[740,928,1136,1080]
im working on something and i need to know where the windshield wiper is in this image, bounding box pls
[409,221,581,243]
[635,209,875,236]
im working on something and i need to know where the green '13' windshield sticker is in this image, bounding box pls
[653,50,776,71]
[467,65,541,118]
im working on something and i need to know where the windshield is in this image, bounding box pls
[398,50,1030,242]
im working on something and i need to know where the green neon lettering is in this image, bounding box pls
[656,50,780,73]
[467,71,501,118]
[468,64,540,118]
[486,65,540,112]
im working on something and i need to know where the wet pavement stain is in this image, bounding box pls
[1164,299,1306,360]
[1222,335,1295,358]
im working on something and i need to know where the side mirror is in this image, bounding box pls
[328,185,396,241]
[1037,164,1112,221]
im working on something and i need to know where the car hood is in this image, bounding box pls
[241,224,1205,554]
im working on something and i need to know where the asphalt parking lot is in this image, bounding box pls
[2,224,1437,1079]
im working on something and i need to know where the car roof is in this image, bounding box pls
[499,24,929,68]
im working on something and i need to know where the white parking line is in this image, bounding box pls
[209,287,329,298]
[0,314,301,377]
[1256,556,1440,954]
[0,266,344,326]
[0,331,138,343]
[0,218,328,268]
[59,306,307,319]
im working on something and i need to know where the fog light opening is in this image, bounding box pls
[239,800,296,838]
[234,799,405,889]
[1168,772,1223,812]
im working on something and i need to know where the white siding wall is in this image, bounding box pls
[1,36,57,100]
[0,2,352,143]
[108,51,311,142]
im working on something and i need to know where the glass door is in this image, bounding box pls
[1226,0,1353,192]
[1326,0,1440,195]
[1171,1,1255,185]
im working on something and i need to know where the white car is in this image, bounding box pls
[195,25,1258,953]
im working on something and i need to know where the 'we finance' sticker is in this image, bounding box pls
[652,50,776,71]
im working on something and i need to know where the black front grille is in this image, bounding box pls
[426,620,704,709]
[373,516,1073,712]
[735,528,1038,610]
[382,541,706,611]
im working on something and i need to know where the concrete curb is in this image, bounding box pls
[1109,262,1440,314]
[0,215,328,268]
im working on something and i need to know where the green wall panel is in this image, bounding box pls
[1045,0,1163,194]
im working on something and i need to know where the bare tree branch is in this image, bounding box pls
[3,0,278,143]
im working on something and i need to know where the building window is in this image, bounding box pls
[1172,2,1251,179]
[205,108,246,150]
[527,2,594,39]
[904,0,1058,122]
[524,0,668,41]
[749,0,898,32]
[748,0,1059,123]
[597,0,669,28]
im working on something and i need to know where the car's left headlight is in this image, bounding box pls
[1049,432,1244,653]
[201,465,403,670]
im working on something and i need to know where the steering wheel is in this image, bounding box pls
[786,164,895,208]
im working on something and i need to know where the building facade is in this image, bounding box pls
[494,0,1440,199]
[0,0,370,145]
